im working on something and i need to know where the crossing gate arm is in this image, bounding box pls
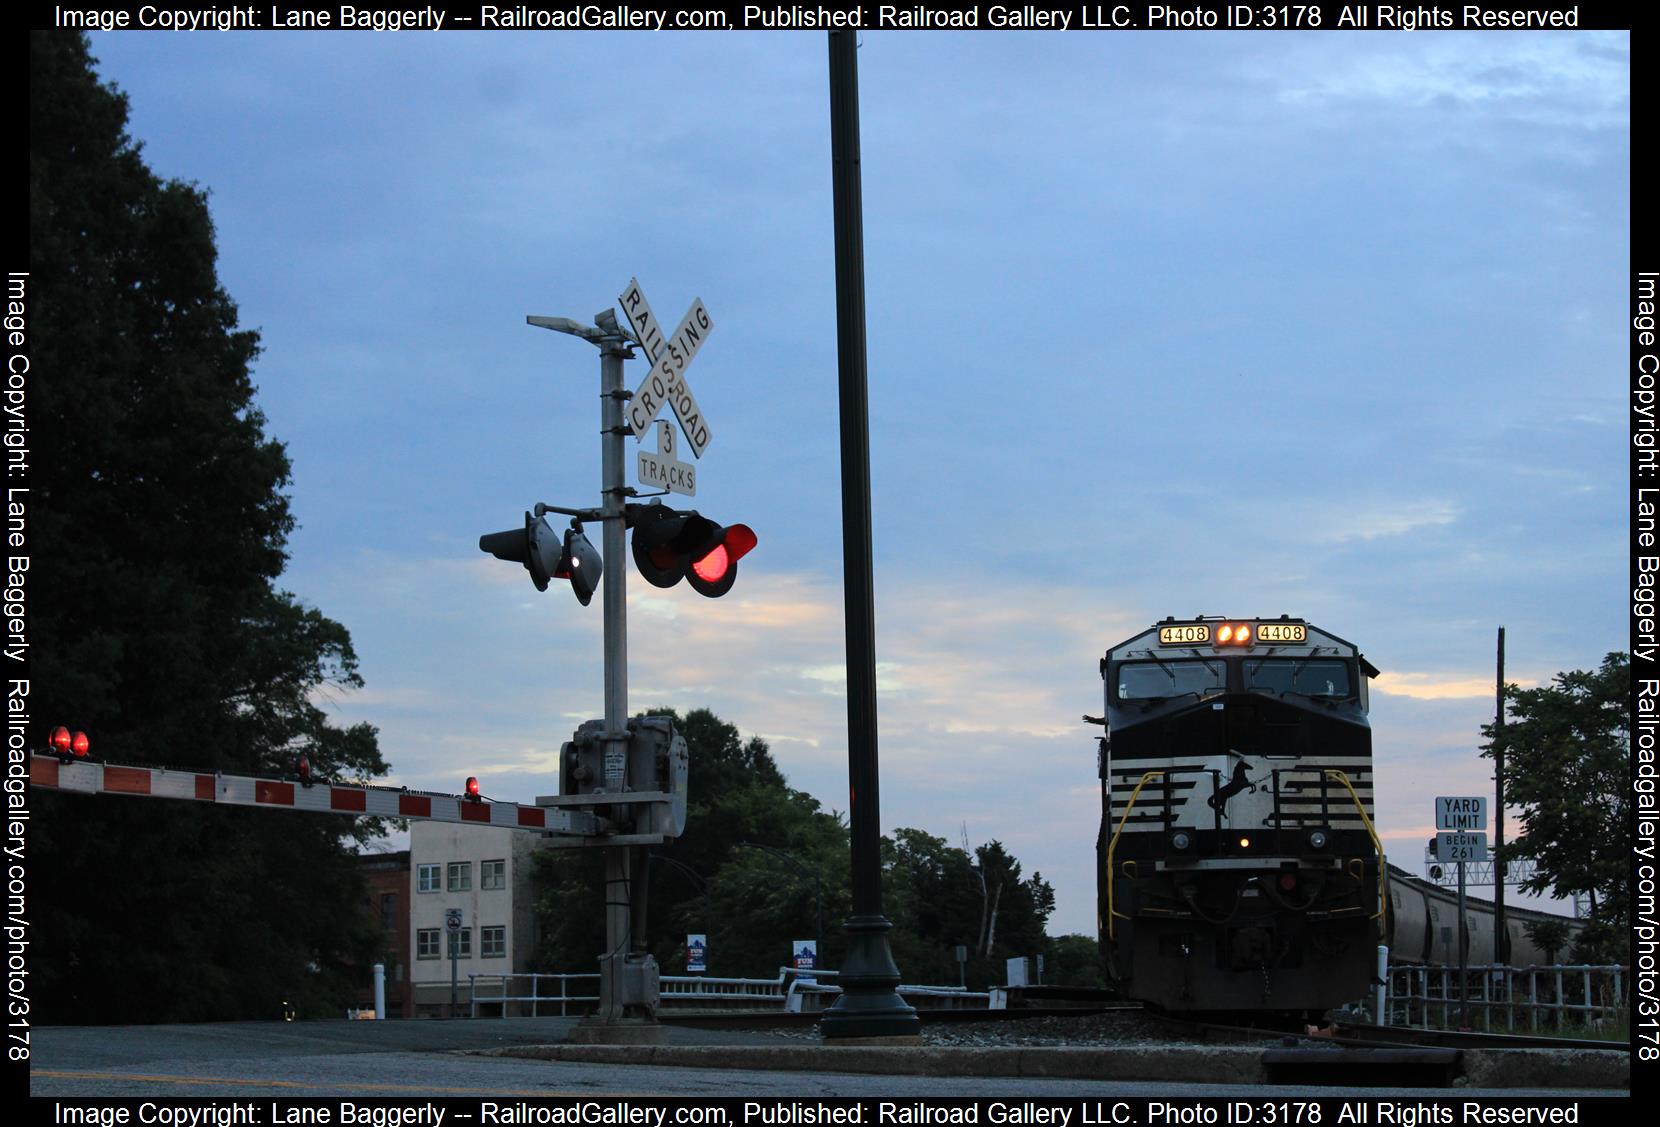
[30,753,601,836]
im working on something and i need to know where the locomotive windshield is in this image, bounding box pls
[1244,658,1354,699]
[1116,658,1225,700]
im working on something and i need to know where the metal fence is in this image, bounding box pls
[1382,963,1628,1033]
[466,967,988,1017]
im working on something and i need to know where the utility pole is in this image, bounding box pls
[1494,626,1508,966]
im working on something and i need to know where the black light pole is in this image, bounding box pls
[820,28,920,1041]
[1494,626,1508,965]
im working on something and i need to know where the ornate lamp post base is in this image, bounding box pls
[820,916,921,1040]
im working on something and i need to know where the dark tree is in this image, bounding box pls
[30,32,387,1022]
[1481,652,1629,961]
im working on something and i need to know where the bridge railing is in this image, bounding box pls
[1381,963,1628,1033]
[466,968,988,1017]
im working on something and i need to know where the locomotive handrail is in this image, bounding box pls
[1105,769,1167,941]
[1323,768,1389,930]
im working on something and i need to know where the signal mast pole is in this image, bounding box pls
[527,311,657,1030]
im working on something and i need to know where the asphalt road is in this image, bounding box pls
[25,1017,1631,1100]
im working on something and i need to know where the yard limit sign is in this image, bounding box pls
[1435,795,1487,1026]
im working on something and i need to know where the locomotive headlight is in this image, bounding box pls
[1217,624,1234,644]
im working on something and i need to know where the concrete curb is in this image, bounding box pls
[1460,1048,1631,1090]
[490,1044,1629,1090]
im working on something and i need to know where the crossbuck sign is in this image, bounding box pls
[619,278,714,459]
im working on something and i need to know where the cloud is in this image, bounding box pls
[1311,499,1461,544]
[1374,671,1536,701]
[1263,35,1629,131]
[1374,672,1497,701]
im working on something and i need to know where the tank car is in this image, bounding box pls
[1384,865,1579,967]
[1095,615,1385,1018]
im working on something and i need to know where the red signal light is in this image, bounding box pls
[49,726,72,754]
[296,754,314,786]
[688,524,756,598]
[72,731,90,758]
[465,776,481,802]
[692,544,730,584]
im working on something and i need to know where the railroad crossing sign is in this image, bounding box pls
[619,278,714,458]
[1434,795,1487,831]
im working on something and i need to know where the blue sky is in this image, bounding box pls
[84,28,1628,937]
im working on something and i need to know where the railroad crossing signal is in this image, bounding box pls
[478,511,601,605]
[628,503,756,598]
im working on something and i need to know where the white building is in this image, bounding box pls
[408,820,539,1015]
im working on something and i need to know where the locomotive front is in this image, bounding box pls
[1096,616,1385,1017]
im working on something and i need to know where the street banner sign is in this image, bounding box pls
[686,934,707,973]
[619,278,714,458]
[793,939,817,971]
[1434,795,1487,831]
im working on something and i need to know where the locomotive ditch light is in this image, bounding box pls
[1237,835,1252,850]
[1168,829,1195,853]
[1305,827,1331,852]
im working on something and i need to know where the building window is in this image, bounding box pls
[447,929,471,958]
[447,862,471,892]
[481,926,507,958]
[417,929,440,959]
[380,892,397,929]
[417,864,440,893]
[481,860,506,891]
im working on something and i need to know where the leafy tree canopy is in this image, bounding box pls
[30,32,387,1022]
[1482,652,1629,960]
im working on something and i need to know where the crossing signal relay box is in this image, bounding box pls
[558,716,688,837]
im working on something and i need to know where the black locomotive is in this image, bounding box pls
[1094,615,1385,1017]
